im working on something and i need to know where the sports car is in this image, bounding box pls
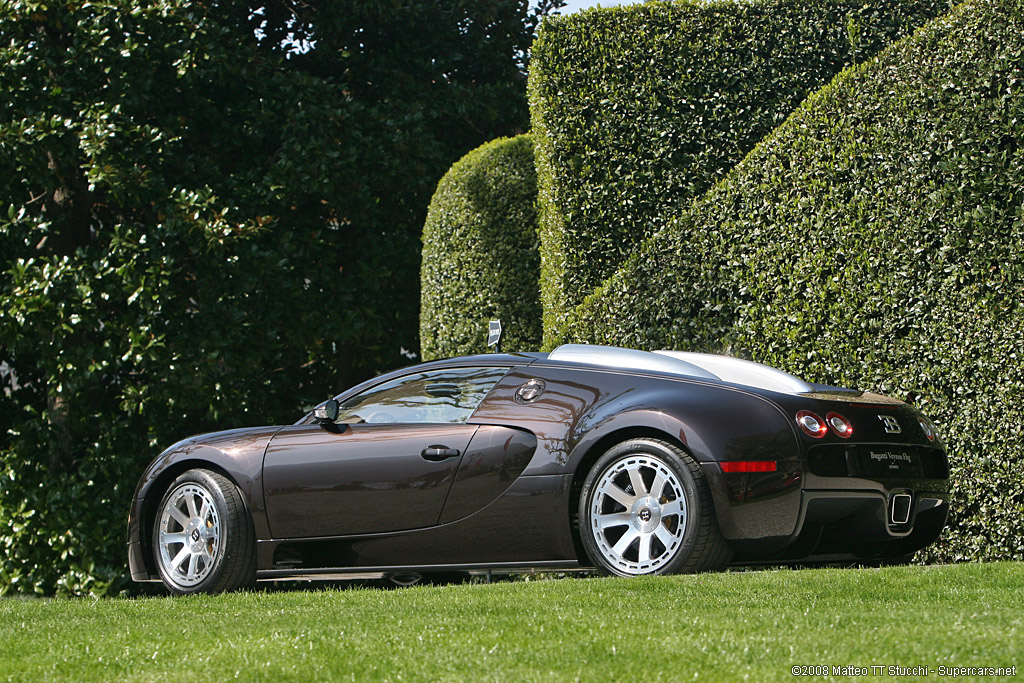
[127,344,949,594]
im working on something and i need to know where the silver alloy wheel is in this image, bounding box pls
[588,454,688,574]
[157,483,221,587]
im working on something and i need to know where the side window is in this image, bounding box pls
[335,366,510,424]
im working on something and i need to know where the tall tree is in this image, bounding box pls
[0,0,546,595]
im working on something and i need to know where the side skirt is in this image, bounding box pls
[256,560,585,581]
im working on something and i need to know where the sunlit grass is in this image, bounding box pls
[1,563,1021,681]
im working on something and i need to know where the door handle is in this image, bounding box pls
[421,445,461,462]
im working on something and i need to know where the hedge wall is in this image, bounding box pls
[563,0,1024,561]
[529,0,953,347]
[420,135,541,360]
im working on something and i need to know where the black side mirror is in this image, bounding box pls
[314,398,339,424]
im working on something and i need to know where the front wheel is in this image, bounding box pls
[153,469,256,594]
[578,438,731,576]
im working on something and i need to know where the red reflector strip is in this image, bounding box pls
[720,461,778,473]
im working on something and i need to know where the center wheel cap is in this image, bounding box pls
[185,520,205,551]
[631,496,662,533]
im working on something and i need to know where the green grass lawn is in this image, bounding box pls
[1,563,1021,682]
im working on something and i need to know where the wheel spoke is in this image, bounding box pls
[161,532,186,546]
[627,467,647,497]
[650,473,668,500]
[187,553,199,579]
[185,493,199,519]
[171,545,190,571]
[597,512,631,530]
[655,525,676,548]
[199,500,211,524]
[612,528,640,556]
[604,484,635,508]
[168,505,189,528]
[638,533,653,564]
[661,500,683,518]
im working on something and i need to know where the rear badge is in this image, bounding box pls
[515,379,546,404]
[878,415,902,434]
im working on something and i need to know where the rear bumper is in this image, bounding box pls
[722,483,949,563]
[781,488,948,561]
[706,453,949,562]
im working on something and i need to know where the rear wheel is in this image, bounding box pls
[578,438,730,576]
[153,469,256,594]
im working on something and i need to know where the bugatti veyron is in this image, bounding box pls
[127,344,949,594]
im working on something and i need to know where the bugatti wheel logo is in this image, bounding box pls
[639,507,652,522]
[878,415,902,434]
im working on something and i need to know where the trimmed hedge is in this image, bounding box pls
[420,135,541,360]
[564,0,1024,561]
[529,0,953,347]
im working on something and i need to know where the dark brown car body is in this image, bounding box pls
[128,348,949,582]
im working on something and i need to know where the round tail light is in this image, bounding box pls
[826,412,854,438]
[918,417,936,441]
[796,410,828,438]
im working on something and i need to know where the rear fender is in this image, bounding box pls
[565,384,798,471]
[564,386,803,544]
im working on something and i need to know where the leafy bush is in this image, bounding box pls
[563,0,1024,562]
[529,0,953,346]
[420,135,540,360]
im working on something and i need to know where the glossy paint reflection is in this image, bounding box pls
[440,426,537,523]
[263,423,477,538]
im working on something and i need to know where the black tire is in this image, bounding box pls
[578,438,731,576]
[152,469,256,594]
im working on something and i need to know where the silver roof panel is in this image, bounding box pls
[547,344,814,395]
[653,350,813,394]
[547,344,719,380]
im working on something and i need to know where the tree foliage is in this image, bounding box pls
[562,0,1024,562]
[0,0,543,595]
[528,0,952,346]
[420,135,540,361]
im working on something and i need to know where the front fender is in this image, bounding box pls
[127,426,281,580]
